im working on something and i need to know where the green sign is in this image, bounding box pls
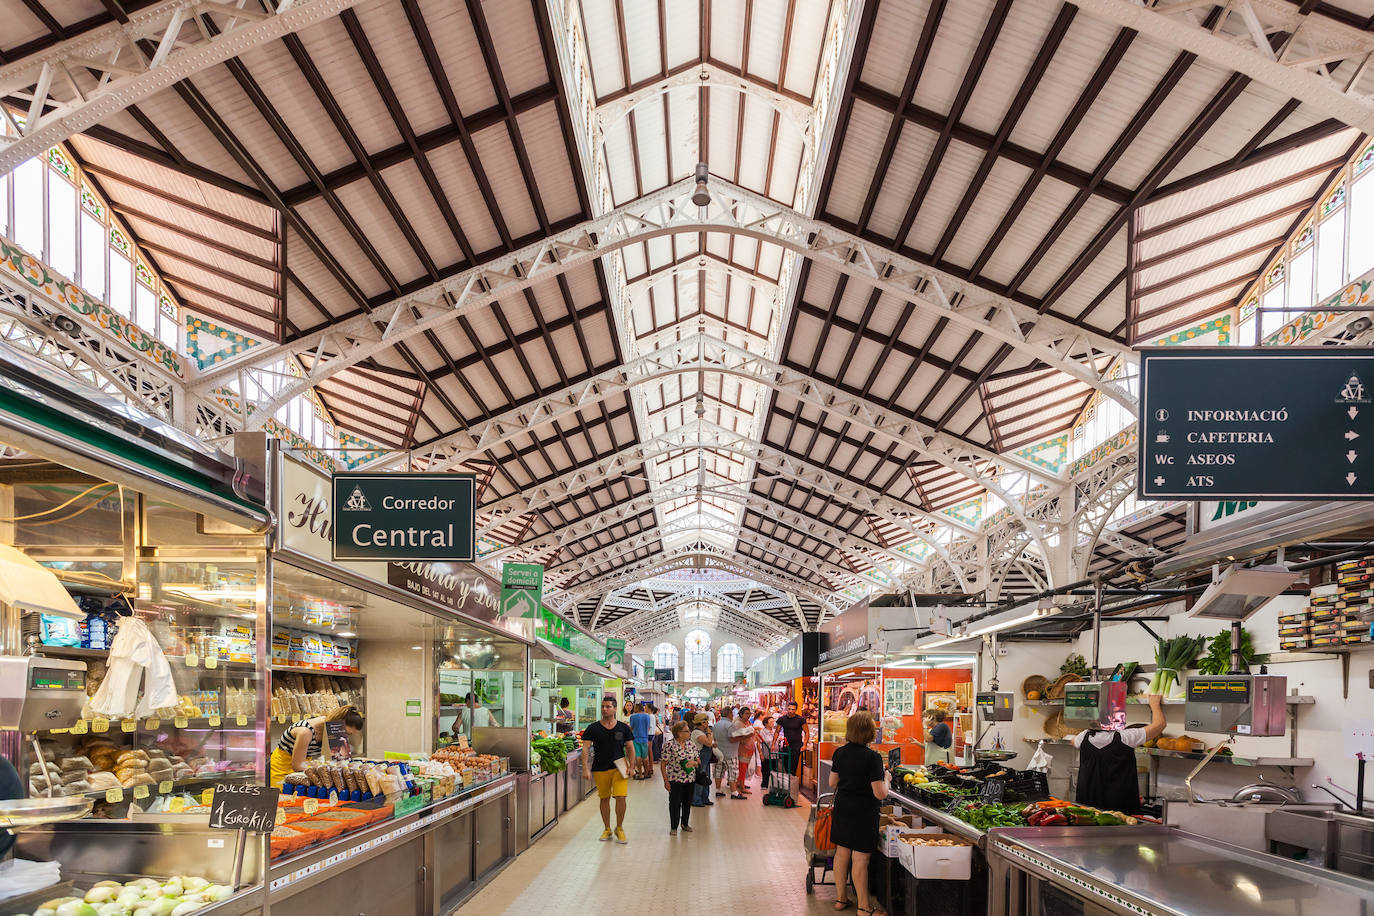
[603,638,626,667]
[331,473,475,561]
[500,562,544,618]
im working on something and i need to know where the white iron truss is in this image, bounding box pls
[1069,0,1374,136]
[557,542,846,611]
[364,333,1059,488]
[480,485,916,579]
[542,514,890,591]
[188,177,1137,428]
[0,255,181,419]
[0,0,371,175]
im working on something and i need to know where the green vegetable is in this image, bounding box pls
[1149,636,1205,695]
[531,736,569,773]
[1197,627,1264,675]
[1061,654,1091,678]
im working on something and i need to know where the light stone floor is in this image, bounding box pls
[458,775,849,916]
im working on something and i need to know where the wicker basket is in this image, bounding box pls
[1021,675,1050,699]
[1046,673,1082,699]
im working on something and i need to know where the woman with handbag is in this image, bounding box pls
[661,720,701,834]
[690,713,715,806]
[827,711,888,914]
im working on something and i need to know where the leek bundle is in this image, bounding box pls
[1149,635,1204,695]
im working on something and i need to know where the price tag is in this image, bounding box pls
[71,719,88,735]
[105,787,123,803]
[145,717,159,730]
[208,715,221,727]
[92,717,109,733]
[121,719,136,733]
[201,789,215,806]
[159,780,173,794]
[275,807,286,826]
[303,798,319,815]
[205,656,218,670]
[169,797,186,813]
[173,716,189,729]
[185,653,198,668]
[133,785,149,799]
[236,715,247,726]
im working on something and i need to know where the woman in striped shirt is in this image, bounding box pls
[269,705,364,788]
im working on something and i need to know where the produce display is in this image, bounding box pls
[530,732,568,774]
[27,734,238,797]
[16,876,235,916]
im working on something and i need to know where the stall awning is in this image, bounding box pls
[0,346,268,532]
[1155,501,1374,576]
[534,640,616,680]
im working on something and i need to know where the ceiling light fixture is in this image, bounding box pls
[692,162,711,207]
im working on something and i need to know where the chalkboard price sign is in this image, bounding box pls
[207,782,281,834]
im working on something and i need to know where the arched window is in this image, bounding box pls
[717,643,744,681]
[652,643,678,678]
[684,629,712,682]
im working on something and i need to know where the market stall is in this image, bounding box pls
[0,368,530,915]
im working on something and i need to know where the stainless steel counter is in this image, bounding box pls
[987,824,1374,916]
[887,788,986,848]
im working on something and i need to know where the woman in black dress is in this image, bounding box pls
[827,711,889,914]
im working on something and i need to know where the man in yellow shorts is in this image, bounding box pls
[582,695,636,844]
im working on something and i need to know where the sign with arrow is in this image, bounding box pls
[1140,349,1374,500]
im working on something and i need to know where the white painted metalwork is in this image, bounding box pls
[190,177,1136,422]
[0,0,371,175]
[1070,0,1374,135]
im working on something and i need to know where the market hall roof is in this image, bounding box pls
[1,0,1371,638]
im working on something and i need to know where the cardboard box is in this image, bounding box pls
[897,834,973,880]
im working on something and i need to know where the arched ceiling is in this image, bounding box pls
[3,0,1371,641]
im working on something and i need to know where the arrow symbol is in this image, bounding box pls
[1348,431,1361,441]
[1349,451,1359,463]
[1349,472,1359,486]
[1351,406,1361,420]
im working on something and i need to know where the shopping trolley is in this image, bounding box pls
[804,792,836,894]
[761,744,797,807]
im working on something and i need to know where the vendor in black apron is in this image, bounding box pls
[1070,693,1166,814]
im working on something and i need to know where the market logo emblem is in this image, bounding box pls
[1338,372,1371,403]
[342,486,372,511]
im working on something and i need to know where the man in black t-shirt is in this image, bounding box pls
[582,695,636,844]
[776,700,807,802]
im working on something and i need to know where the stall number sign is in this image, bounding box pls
[1140,348,1374,499]
[207,782,280,833]
[331,473,475,561]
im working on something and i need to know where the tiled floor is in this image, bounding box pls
[458,776,847,915]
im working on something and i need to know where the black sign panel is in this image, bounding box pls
[1140,349,1374,499]
[332,473,475,561]
[207,782,280,833]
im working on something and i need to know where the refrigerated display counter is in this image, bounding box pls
[986,823,1374,916]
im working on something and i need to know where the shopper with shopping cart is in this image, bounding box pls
[827,711,889,915]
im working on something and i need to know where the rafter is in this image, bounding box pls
[0,0,371,175]
[1068,0,1374,136]
[188,177,1137,423]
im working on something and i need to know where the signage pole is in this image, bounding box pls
[230,827,246,892]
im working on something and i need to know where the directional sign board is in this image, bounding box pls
[1140,349,1374,500]
[332,473,475,561]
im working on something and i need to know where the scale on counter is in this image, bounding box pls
[976,691,1013,722]
[1062,681,1127,728]
[1183,674,1287,736]
[0,654,87,733]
